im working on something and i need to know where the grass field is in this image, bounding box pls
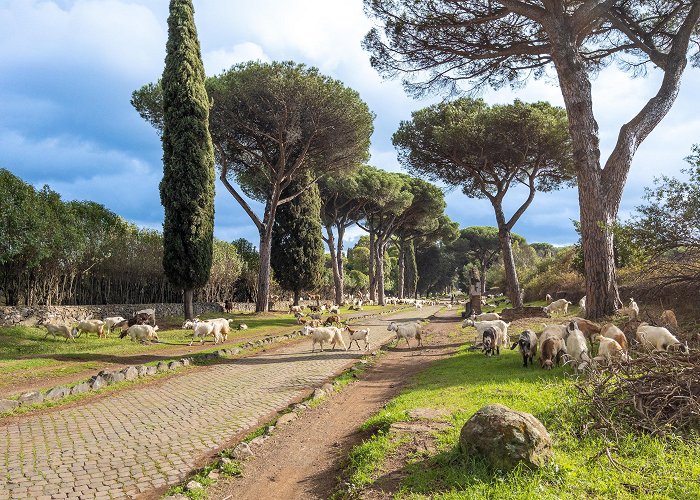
[343,318,700,499]
[0,304,400,395]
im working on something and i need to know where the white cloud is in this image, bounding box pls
[203,42,270,75]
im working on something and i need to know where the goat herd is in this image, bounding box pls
[464,297,688,372]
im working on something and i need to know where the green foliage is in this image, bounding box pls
[572,221,647,276]
[160,0,216,292]
[345,270,369,295]
[271,173,325,297]
[523,246,584,302]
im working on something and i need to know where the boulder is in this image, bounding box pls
[146,366,158,376]
[45,386,70,400]
[232,442,254,460]
[122,366,139,381]
[136,365,149,377]
[168,361,182,370]
[186,480,203,491]
[19,391,44,405]
[277,413,297,425]
[181,358,191,366]
[459,404,552,470]
[0,399,19,412]
[70,383,91,395]
[157,361,169,372]
[104,372,125,385]
[312,388,326,400]
[321,383,334,394]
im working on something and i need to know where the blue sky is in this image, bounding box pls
[1,0,699,248]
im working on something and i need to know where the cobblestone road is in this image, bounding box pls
[0,307,439,499]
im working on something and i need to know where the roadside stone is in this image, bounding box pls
[249,435,267,447]
[181,358,191,366]
[321,383,334,394]
[157,361,169,372]
[19,391,44,405]
[45,386,70,400]
[70,383,90,396]
[90,376,106,391]
[266,425,275,434]
[122,366,138,381]
[136,365,148,377]
[146,366,158,376]
[186,480,203,491]
[220,457,232,465]
[312,388,326,400]
[0,399,19,412]
[459,403,552,470]
[277,412,297,425]
[230,348,241,355]
[168,361,182,370]
[207,470,220,480]
[232,442,254,460]
[104,372,125,385]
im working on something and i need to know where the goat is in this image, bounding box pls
[207,318,231,342]
[103,316,126,335]
[304,326,346,352]
[578,296,586,314]
[127,324,159,344]
[562,321,592,370]
[511,330,537,367]
[472,312,501,321]
[329,305,340,315]
[189,321,221,346]
[387,321,423,349]
[482,327,498,356]
[600,323,629,352]
[620,298,639,320]
[224,300,234,313]
[545,293,553,302]
[43,322,75,341]
[593,335,626,365]
[324,315,342,327]
[238,323,248,330]
[73,319,105,339]
[289,305,303,314]
[134,308,156,326]
[660,309,679,330]
[543,299,571,317]
[462,319,510,341]
[636,323,688,353]
[539,337,567,370]
[345,326,370,350]
[570,317,602,345]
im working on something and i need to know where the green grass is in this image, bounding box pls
[342,341,700,499]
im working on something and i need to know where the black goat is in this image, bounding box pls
[511,330,538,367]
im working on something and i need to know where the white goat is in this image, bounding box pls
[207,318,231,341]
[600,323,628,352]
[636,323,688,353]
[73,319,106,338]
[562,321,591,370]
[387,321,424,348]
[43,322,75,341]
[103,316,126,334]
[593,336,626,365]
[543,299,571,317]
[620,298,639,320]
[345,326,370,350]
[127,324,159,343]
[545,293,553,302]
[462,319,510,341]
[329,305,340,315]
[578,296,586,314]
[304,326,347,352]
[189,320,220,346]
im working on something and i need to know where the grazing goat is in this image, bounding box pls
[387,321,423,349]
[103,316,126,334]
[636,323,688,353]
[538,324,567,348]
[660,309,679,330]
[543,299,571,317]
[43,322,75,341]
[462,319,510,341]
[224,300,233,313]
[345,326,370,350]
[189,321,220,346]
[329,305,340,315]
[324,315,342,327]
[289,305,303,314]
[127,324,159,343]
[472,312,501,321]
[134,308,156,326]
[545,293,553,302]
[600,323,629,352]
[73,319,106,338]
[562,321,592,370]
[570,317,602,345]
[578,296,586,314]
[481,327,499,356]
[304,326,346,352]
[511,330,538,367]
[415,300,423,309]
[238,323,248,330]
[539,337,567,370]
[593,336,626,365]
[620,298,639,320]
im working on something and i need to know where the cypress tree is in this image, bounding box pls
[271,174,324,305]
[160,0,215,320]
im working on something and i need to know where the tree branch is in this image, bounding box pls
[218,157,263,232]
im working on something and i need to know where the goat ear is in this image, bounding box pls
[510,342,518,350]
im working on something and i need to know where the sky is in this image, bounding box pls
[1,0,699,249]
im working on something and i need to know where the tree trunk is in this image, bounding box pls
[397,238,406,300]
[255,223,274,313]
[376,241,386,305]
[480,262,487,295]
[325,225,343,306]
[336,224,346,305]
[368,228,376,302]
[405,240,418,298]
[184,288,194,320]
[497,227,523,307]
[293,289,300,306]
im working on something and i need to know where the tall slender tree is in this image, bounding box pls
[160,0,215,320]
[271,173,325,305]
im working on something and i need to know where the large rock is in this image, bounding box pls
[0,399,19,412]
[459,404,552,470]
[19,391,44,405]
[45,386,70,400]
[122,366,139,381]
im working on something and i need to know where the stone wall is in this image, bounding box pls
[0,301,295,327]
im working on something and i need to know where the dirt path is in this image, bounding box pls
[208,311,464,500]
[1,307,408,398]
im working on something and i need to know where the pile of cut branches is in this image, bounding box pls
[576,351,700,439]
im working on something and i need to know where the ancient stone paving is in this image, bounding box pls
[0,306,439,499]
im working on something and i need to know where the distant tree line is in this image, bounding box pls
[0,169,246,306]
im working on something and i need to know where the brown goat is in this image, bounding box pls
[660,309,679,330]
[324,315,341,327]
[600,323,629,352]
[539,337,566,370]
[570,317,601,344]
